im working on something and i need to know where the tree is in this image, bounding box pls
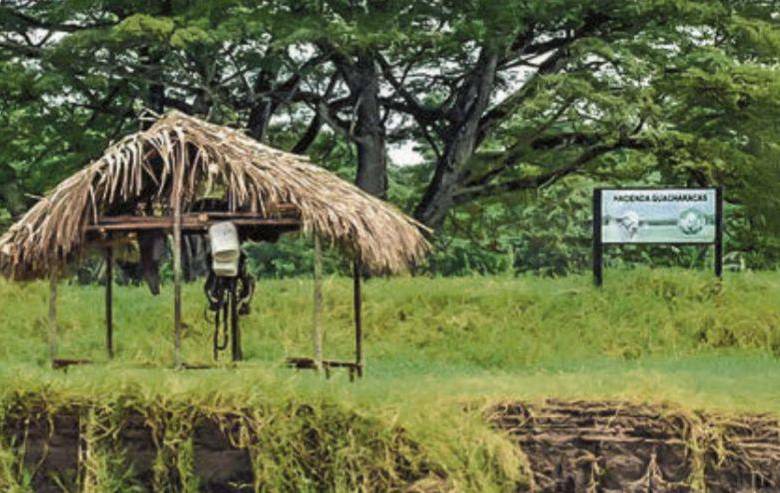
[1,0,779,238]
[372,1,780,227]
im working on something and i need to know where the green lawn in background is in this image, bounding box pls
[0,268,777,413]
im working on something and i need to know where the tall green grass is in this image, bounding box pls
[0,269,777,490]
[1,267,777,370]
[0,267,777,414]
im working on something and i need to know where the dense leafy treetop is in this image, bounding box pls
[0,0,778,271]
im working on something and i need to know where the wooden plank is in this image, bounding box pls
[86,215,300,232]
[96,216,169,223]
[95,211,300,223]
[94,205,297,220]
[181,363,215,370]
[230,218,300,227]
[205,208,300,219]
[52,358,92,371]
[286,357,363,369]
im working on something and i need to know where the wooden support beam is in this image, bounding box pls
[86,213,301,233]
[105,247,114,359]
[353,259,363,378]
[172,174,184,369]
[48,270,58,363]
[202,206,300,218]
[312,235,324,371]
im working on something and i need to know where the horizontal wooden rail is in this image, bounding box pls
[86,213,301,233]
[286,356,363,381]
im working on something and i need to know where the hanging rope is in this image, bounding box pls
[204,254,255,360]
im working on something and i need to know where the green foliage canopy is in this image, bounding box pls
[0,0,779,272]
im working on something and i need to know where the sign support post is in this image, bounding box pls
[715,186,724,278]
[593,187,723,287]
[593,189,603,287]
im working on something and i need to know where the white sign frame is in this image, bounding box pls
[592,187,724,286]
[600,188,718,244]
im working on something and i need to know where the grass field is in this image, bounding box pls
[0,268,778,490]
[1,268,779,409]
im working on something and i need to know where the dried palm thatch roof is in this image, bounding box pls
[0,110,430,280]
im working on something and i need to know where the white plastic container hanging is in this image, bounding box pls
[208,221,240,277]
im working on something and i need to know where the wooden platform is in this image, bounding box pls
[286,357,363,381]
[52,358,93,371]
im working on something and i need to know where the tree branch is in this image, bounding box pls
[477,13,611,143]
[377,53,443,125]
[453,137,646,205]
[290,75,338,154]
[462,98,577,187]
[0,7,118,32]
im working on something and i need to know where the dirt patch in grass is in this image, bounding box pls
[489,400,780,492]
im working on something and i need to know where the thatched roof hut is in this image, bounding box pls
[0,110,430,280]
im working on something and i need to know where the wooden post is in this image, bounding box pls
[353,258,363,377]
[105,247,114,359]
[172,172,184,369]
[48,270,58,363]
[230,282,241,362]
[714,186,724,278]
[593,188,603,287]
[312,235,324,371]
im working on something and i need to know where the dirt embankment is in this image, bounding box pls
[3,400,780,492]
[7,410,252,492]
[2,404,438,492]
[489,400,780,493]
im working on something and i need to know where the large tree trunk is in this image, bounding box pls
[247,69,277,141]
[414,50,499,228]
[340,53,387,198]
[246,54,301,143]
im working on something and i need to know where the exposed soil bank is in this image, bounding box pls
[489,400,780,493]
[1,403,440,492]
[3,399,779,492]
[7,410,253,492]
